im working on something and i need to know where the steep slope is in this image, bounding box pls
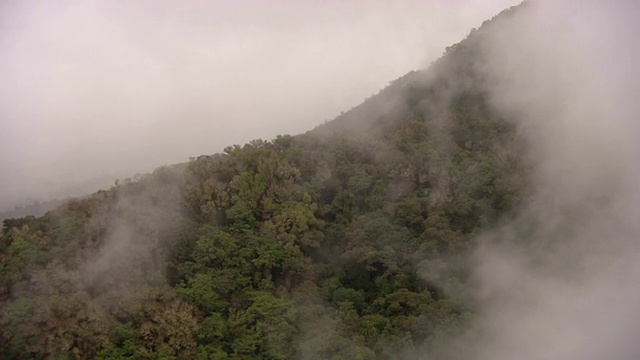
[1,4,531,359]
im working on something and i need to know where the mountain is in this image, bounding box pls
[1,4,531,359]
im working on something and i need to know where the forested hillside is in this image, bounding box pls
[1,4,531,359]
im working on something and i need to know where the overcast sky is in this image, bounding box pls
[0,0,520,210]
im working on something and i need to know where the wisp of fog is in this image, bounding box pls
[435,1,640,359]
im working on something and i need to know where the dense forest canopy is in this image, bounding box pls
[6,2,627,358]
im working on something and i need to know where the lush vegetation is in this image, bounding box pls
[0,5,530,360]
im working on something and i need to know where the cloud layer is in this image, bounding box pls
[0,0,520,211]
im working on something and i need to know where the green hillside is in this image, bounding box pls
[1,4,531,359]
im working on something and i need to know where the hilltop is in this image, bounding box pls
[1,4,531,359]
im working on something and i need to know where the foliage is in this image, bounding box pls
[0,6,532,359]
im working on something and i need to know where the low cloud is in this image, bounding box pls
[0,0,520,211]
[437,1,640,359]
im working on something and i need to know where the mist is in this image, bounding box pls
[0,0,520,212]
[5,1,640,358]
[431,1,640,359]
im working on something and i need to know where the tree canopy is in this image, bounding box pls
[0,5,532,359]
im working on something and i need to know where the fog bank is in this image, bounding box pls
[439,1,640,359]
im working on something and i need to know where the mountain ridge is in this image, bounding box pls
[1,3,533,359]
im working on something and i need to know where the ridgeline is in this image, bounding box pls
[1,4,531,359]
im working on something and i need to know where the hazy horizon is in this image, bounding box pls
[0,0,521,212]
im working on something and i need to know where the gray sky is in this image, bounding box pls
[0,0,520,210]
